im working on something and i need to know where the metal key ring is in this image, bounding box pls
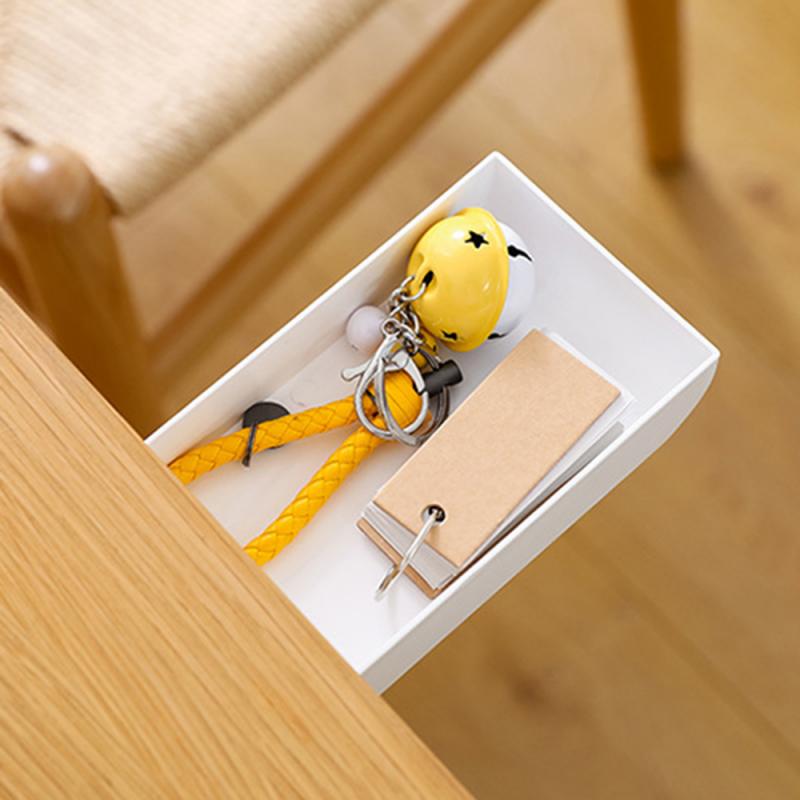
[410,346,450,444]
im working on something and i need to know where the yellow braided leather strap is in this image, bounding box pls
[244,373,423,565]
[244,426,381,564]
[169,398,357,485]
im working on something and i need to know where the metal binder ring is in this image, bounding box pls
[375,505,446,600]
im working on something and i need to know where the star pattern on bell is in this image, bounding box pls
[465,230,489,249]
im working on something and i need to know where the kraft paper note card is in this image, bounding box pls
[358,329,628,597]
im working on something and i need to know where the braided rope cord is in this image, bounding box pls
[244,426,382,564]
[167,373,422,566]
[169,398,357,485]
[243,373,423,565]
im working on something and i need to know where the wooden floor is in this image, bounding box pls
[120,0,800,796]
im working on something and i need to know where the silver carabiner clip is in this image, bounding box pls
[372,348,430,446]
[343,335,430,445]
[342,278,457,448]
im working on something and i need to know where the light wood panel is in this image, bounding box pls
[0,291,466,798]
[120,0,800,795]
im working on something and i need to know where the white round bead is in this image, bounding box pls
[346,305,386,352]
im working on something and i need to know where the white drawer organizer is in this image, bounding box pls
[148,153,719,692]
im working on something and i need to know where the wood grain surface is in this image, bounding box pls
[0,292,466,798]
[81,0,800,796]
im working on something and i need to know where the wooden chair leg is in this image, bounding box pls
[625,0,683,166]
[2,145,160,434]
[153,0,544,374]
[0,232,29,309]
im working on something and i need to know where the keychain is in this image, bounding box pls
[168,207,535,564]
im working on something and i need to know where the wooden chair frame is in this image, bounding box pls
[0,0,681,434]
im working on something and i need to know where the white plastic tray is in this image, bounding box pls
[148,153,719,692]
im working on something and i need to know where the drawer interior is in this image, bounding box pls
[148,154,718,688]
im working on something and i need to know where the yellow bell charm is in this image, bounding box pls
[406,207,509,352]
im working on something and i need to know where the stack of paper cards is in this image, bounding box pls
[358,330,632,597]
